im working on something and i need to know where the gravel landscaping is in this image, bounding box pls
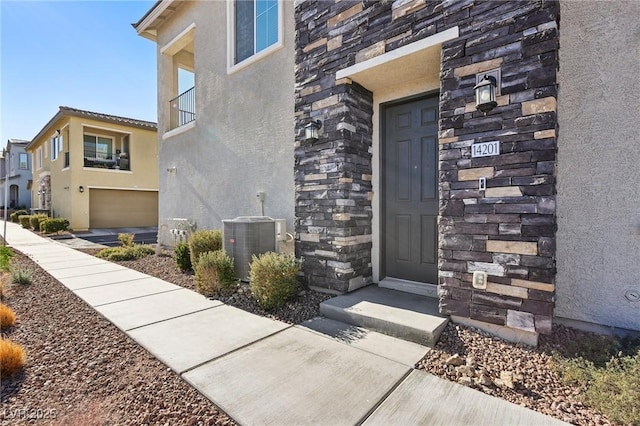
[1,252,234,426]
[2,244,626,425]
[417,322,615,425]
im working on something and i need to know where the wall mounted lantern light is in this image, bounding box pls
[78,185,85,193]
[304,120,322,141]
[474,74,498,113]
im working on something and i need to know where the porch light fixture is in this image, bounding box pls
[304,120,322,141]
[474,74,498,113]
[78,185,84,193]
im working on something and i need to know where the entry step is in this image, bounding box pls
[319,286,448,347]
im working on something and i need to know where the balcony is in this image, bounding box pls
[83,150,130,171]
[169,86,195,130]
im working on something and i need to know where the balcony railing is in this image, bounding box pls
[83,150,130,170]
[169,86,196,130]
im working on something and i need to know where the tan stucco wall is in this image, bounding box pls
[29,115,158,231]
[154,1,295,247]
[556,1,640,330]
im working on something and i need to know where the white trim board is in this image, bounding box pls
[87,186,158,192]
[336,26,459,81]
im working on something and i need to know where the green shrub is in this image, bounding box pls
[118,233,135,247]
[96,244,154,261]
[11,268,32,286]
[189,230,222,267]
[18,215,32,229]
[558,349,640,425]
[194,250,235,297]
[175,241,192,271]
[10,210,28,223]
[29,214,48,232]
[249,252,300,310]
[40,218,70,234]
[555,333,640,425]
[0,246,14,272]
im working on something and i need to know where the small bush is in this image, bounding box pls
[0,303,16,329]
[175,241,192,271]
[194,250,235,297]
[18,215,32,229]
[29,214,48,232]
[0,246,14,272]
[96,244,154,261]
[189,230,222,267]
[41,218,70,234]
[10,210,28,223]
[0,338,26,377]
[556,333,640,425]
[118,233,135,247]
[249,252,300,310]
[11,268,32,286]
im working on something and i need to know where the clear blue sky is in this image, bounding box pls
[0,0,157,147]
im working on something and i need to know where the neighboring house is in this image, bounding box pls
[136,1,639,340]
[26,107,159,231]
[0,139,32,210]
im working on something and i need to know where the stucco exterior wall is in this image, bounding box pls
[556,1,640,331]
[155,1,295,247]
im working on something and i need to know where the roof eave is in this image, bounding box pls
[26,108,65,152]
[133,0,175,43]
[27,107,157,152]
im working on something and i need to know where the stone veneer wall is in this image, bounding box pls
[295,0,559,334]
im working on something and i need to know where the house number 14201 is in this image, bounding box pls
[471,141,500,158]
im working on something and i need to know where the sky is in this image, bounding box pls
[0,0,158,147]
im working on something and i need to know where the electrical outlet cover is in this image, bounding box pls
[472,271,488,289]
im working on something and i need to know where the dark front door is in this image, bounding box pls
[382,94,439,285]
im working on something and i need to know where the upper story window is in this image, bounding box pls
[83,131,131,171]
[19,153,28,169]
[51,134,63,161]
[229,0,282,71]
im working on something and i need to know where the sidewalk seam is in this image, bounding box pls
[61,276,153,291]
[178,323,294,376]
[88,288,185,307]
[123,305,225,332]
[355,368,414,426]
[50,266,130,279]
[293,322,429,368]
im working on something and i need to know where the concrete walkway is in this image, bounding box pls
[3,222,567,425]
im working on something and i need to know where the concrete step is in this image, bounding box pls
[319,285,449,347]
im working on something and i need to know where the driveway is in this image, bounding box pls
[73,226,158,247]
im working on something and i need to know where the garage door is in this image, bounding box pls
[89,189,158,228]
